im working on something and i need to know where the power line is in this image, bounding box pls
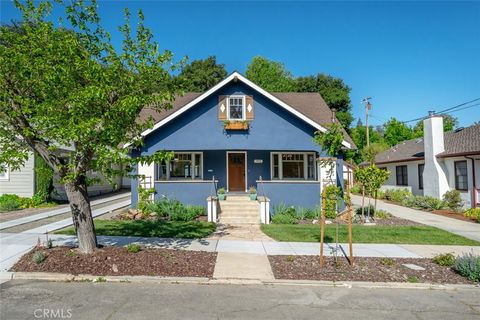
[442,102,480,115]
[402,97,480,124]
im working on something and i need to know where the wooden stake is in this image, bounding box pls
[320,187,326,268]
[347,183,354,266]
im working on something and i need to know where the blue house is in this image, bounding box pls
[130,72,355,213]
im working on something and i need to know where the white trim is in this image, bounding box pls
[154,151,203,182]
[0,165,10,181]
[128,72,351,149]
[227,95,246,121]
[270,152,316,181]
[226,151,248,192]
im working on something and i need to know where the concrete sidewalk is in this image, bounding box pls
[352,194,480,242]
[3,232,480,271]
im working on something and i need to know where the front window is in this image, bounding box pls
[396,165,408,186]
[455,161,468,191]
[418,164,424,190]
[0,164,8,181]
[154,152,203,181]
[228,96,244,120]
[271,152,316,180]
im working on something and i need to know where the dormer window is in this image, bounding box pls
[228,96,245,120]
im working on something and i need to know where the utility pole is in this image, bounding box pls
[363,97,372,147]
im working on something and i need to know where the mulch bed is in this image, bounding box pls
[10,246,217,278]
[268,256,475,284]
[431,209,478,223]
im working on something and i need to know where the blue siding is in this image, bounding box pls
[154,182,213,206]
[260,182,320,210]
[139,81,323,154]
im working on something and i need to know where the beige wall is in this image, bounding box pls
[0,152,35,198]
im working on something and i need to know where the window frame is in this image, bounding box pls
[227,95,246,121]
[395,165,408,186]
[0,164,9,181]
[154,152,203,181]
[270,152,316,181]
[454,160,468,191]
[418,163,424,190]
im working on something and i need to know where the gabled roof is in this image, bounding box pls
[374,124,480,164]
[136,72,354,149]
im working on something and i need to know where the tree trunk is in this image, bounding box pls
[64,179,97,253]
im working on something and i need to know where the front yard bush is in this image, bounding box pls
[443,190,464,212]
[138,197,206,222]
[432,253,455,267]
[0,194,21,212]
[385,188,412,203]
[350,184,362,194]
[453,253,480,282]
[401,195,445,211]
[272,204,298,224]
[170,205,205,221]
[464,208,480,222]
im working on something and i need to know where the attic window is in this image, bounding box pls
[228,96,245,120]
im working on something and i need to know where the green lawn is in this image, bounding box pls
[261,224,480,246]
[55,219,216,239]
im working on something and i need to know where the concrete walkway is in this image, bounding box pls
[0,192,130,230]
[352,194,480,242]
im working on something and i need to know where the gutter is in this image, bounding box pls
[465,156,477,208]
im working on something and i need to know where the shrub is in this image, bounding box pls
[464,208,480,221]
[126,243,141,253]
[376,190,385,200]
[355,205,376,217]
[401,195,445,211]
[0,194,21,212]
[324,185,341,219]
[375,209,391,219]
[32,251,46,264]
[271,213,298,224]
[385,188,412,203]
[272,204,297,224]
[137,186,155,214]
[155,197,183,218]
[423,196,445,210]
[432,253,455,267]
[350,184,362,194]
[443,190,463,212]
[454,253,480,282]
[171,205,204,221]
[296,207,318,220]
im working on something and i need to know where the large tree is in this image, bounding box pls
[176,56,227,92]
[296,74,353,128]
[412,114,458,138]
[0,0,177,253]
[245,56,296,92]
[383,118,414,146]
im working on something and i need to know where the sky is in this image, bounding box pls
[1,0,479,128]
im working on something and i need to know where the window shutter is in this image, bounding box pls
[218,96,227,120]
[245,95,254,120]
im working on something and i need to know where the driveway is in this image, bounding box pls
[351,194,480,242]
[1,280,479,319]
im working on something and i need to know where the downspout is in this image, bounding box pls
[466,156,477,208]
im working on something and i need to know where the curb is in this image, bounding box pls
[3,272,479,290]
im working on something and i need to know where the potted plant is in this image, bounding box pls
[224,120,249,130]
[217,187,226,200]
[248,186,257,200]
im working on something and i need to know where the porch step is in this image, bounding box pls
[219,218,261,224]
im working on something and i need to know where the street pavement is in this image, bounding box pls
[1,280,479,320]
[352,194,480,242]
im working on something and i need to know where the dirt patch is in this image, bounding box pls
[11,246,217,278]
[268,255,474,284]
[431,209,478,223]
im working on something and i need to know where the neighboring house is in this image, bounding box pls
[373,116,480,208]
[130,72,355,210]
[0,150,127,200]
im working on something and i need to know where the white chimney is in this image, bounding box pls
[422,115,449,199]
